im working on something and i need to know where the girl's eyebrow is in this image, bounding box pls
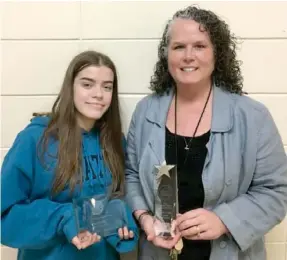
[80,77,113,84]
[80,77,95,82]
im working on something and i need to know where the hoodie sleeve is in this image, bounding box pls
[105,200,139,253]
[1,130,78,249]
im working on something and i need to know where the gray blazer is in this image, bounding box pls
[125,86,287,260]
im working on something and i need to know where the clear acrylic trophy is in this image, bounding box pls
[73,188,128,237]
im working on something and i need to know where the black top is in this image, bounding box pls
[165,127,211,260]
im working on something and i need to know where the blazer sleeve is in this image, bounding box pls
[213,108,287,251]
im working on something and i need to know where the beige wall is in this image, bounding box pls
[1,1,287,259]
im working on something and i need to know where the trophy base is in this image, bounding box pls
[154,220,175,238]
[157,231,173,238]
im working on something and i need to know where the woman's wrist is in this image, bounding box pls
[134,210,148,220]
[134,210,153,227]
[138,211,152,225]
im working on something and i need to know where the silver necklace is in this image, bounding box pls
[177,86,212,152]
[183,137,191,151]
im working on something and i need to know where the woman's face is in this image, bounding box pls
[167,18,215,88]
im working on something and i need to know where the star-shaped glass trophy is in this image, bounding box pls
[153,160,178,238]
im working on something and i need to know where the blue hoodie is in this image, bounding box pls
[1,116,138,260]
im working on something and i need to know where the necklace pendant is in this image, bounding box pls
[184,145,189,151]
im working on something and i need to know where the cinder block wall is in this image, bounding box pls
[1,1,287,259]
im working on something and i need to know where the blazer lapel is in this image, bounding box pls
[146,91,174,165]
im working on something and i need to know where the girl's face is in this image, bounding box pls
[73,65,114,130]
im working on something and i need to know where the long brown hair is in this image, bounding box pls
[38,51,124,196]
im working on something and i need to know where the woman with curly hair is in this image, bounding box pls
[125,5,287,260]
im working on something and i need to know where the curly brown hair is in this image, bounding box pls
[150,5,244,95]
